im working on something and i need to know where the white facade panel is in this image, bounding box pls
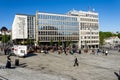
[12,15,28,40]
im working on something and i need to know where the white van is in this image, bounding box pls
[13,45,27,57]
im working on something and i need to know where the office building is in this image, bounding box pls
[68,10,99,49]
[12,10,99,49]
[12,14,35,43]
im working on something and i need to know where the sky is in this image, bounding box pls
[0,0,120,32]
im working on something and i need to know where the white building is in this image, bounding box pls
[12,10,99,49]
[105,36,120,46]
[68,10,99,49]
[0,30,11,35]
[12,14,35,43]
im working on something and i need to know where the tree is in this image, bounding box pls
[38,41,41,46]
[99,31,114,45]
[1,26,8,32]
[116,32,120,38]
[58,39,61,46]
[1,26,11,43]
[0,34,2,41]
[99,31,105,45]
[50,38,53,46]
[1,34,10,43]
[27,38,31,45]
[66,40,70,47]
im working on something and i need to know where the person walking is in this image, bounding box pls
[114,70,120,80]
[105,50,108,56]
[73,56,79,67]
[97,49,99,55]
[78,49,81,54]
[64,49,67,55]
[6,55,11,68]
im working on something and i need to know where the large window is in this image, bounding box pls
[37,13,79,42]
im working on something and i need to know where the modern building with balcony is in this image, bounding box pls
[12,10,99,49]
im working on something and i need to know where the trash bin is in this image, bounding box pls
[15,59,19,66]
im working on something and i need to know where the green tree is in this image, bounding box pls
[1,34,10,43]
[1,26,8,32]
[50,38,53,46]
[66,40,70,47]
[27,38,31,45]
[117,33,120,38]
[99,31,114,45]
[38,41,41,46]
[99,31,105,45]
[0,34,2,41]
[58,39,61,46]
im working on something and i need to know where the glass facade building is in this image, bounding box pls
[12,10,99,49]
[36,12,79,43]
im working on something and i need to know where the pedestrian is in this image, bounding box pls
[73,56,79,67]
[105,50,108,56]
[114,70,120,80]
[6,56,11,68]
[78,49,81,54]
[58,49,61,54]
[8,47,11,55]
[103,50,104,53]
[92,49,95,55]
[118,49,120,52]
[64,49,67,55]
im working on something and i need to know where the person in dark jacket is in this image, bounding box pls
[78,50,81,54]
[114,70,120,80]
[6,56,11,68]
[73,56,79,67]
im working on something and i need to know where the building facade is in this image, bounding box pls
[105,36,120,47]
[12,14,35,43]
[12,10,99,49]
[68,10,99,49]
[36,12,79,45]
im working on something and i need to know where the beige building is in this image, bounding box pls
[68,10,99,49]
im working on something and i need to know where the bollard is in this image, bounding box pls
[15,59,19,66]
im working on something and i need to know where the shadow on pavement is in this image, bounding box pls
[26,53,38,58]
[114,72,120,80]
[19,63,28,68]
